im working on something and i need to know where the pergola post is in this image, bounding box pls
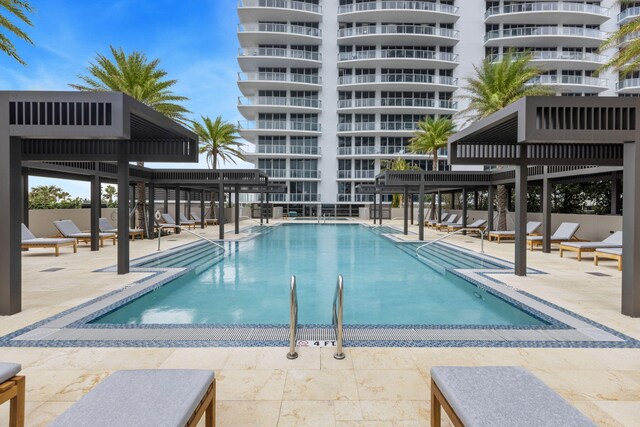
[542,172,552,253]
[163,188,169,213]
[218,179,225,240]
[90,167,101,252]
[462,187,468,235]
[186,190,191,219]
[147,182,155,239]
[403,186,409,235]
[514,165,528,276]
[260,192,264,225]
[474,191,479,210]
[129,184,136,229]
[418,184,425,241]
[117,141,130,275]
[611,178,621,215]
[373,191,377,223]
[378,192,383,223]
[430,193,435,220]
[487,185,494,232]
[174,186,181,234]
[200,189,205,229]
[437,190,442,222]
[0,136,22,314]
[450,191,455,210]
[235,185,240,234]
[22,172,29,228]
[266,191,270,224]
[410,193,414,225]
[622,141,640,317]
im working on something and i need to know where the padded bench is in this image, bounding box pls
[0,363,24,427]
[430,366,595,427]
[50,369,215,427]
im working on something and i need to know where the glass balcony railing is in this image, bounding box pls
[616,78,640,90]
[338,24,458,39]
[263,169,287,178]
[487,51,607,64]
[338,74,457,86]
[354,170,375,179]
[289,193,321,202]
[485,26,606,42]
[338,49,458,63]
[238,0,321,14]
[238,72,321,85]
[289,169,321,178]
[239,96,321,108]
[337,170,352,178]
[239,120,321,132]
[618,6,640,23]
[529,75,608,86]
[255,145,320,155]
[355,194,375,202]
[337,194,352,202]
[337,98,457,109]
[239,47,321,61]
[338,1,458,15]
[338,122,420,132]
[485,2,609,19]
[239,23,321,37]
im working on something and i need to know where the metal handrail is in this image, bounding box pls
[238,216,264,226]
[372,216,404,228]
[287,275,299,360]
[415,227,486,257]
[332,274,345,360]
[156,225,226,252]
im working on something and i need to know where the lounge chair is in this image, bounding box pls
[527,222,581,251]
[98,218,145,240]
[179,214,197,230]
[560,231,622,261]
[49,370,215,427]
[160,213,195,230]
[434,214,457,230]
[430,366,595,427]
[594,247,623,271]
[437,215,462,231]
[426,213,449,228]
[0,363,24,427]
[21,224,76,256]
[53,220,116,247]
[446,218,487,234]
[488,221,542,243]
[190,212,207,227]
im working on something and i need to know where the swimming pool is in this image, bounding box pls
[93,224,546,327]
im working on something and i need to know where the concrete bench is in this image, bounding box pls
[50,369,215,427]
[430,366,595,427]
[0,363,24,427]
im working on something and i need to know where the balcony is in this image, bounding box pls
[337,194,352,202]
[485,2,609,25]
[337,97,457,114]
[337,49,458,68]
[337,122,420,135]
[338,1,459,23]
[488,51,607,70]
[338,24,459,45]
[354,194,375,203]
[261,169,320,179]
[617,78,640,94]
[618,6,640,25]
[238,47,321,68]
[338,73,457,91]
[238,72,321,95]
[238,0,321,22]
[289,193,321,202]
[238,96,321,118]
[238,23,321,44]
[528,75,609,92]
[484,27,607,48]
[249,145,321,156]
[238,120,321,136]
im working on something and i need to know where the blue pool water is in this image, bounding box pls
[94,224,546,326]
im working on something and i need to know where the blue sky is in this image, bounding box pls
[0,0,252,198]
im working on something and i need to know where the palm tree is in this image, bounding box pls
[598,1,640,77]
[458,51,553,230]
[71,46,190,232]
[0,0,34,65]
[192,116,245,170]
[102,185,117,205]
[381,158,420,208]
[408,116,455,172]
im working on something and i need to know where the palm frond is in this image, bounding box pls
[0,0,34,65]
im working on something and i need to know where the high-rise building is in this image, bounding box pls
[237,0,634,214]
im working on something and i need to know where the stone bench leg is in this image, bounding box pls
[431,379,462,427]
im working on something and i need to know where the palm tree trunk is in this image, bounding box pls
[135,162,146,232]
[433,149,439,171]
[496,184,508,231]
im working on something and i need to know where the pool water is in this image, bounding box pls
[93,224,546,326]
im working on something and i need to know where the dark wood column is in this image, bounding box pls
[418,184,425,240]
[200,189,205,229]
[514,165,528,276]
[622,141,640,317]
[174,186,181,234]
[117,141,130,275]
[487,185,494,232]
[218,179,225,240]
[542,171,552,253]
[90,166,101,251]
[235,185,240,234]
[147,182,155,239]
[403,186,409,235]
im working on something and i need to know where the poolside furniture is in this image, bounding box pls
[430,366,595,427]
[50,369,216,427]
[21,224,77,256]
[436,215,463,231]
[488,221,542,243]
[527,222,581,251]
[559,231,623,261]
[190,212,207,227]
[446,218,487,234]
[98,218,145,240]
[161,213,196,230]
[0,362,24,427]
[594,248,623,271]
[53,220,116,247]
[179,214,198,230]
[288,211,298,218]
[426,213,449,228]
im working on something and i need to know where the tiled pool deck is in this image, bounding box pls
[1,220,639,426]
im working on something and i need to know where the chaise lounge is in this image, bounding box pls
[21,224,77,256]
[49,369,216,427]
[527,222,581,251]
[426,213,449,228]
[488,221,542,243]
[434,214,458,230]
[594,247,623,271]
[446,218,487,234]
[99,218,145,240]
[430,366,595,427]
[160,213,196,231]
[559,231,622,261]
[190,212,207,227]
[53,220,116,247]
[179,213,198,230]
[0,362,25,427]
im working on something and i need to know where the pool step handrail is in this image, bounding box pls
[156,225,226,252]
[332,274,345,360]
[415,228,486,259]
[287,275,299,360]
[371,217,404,229]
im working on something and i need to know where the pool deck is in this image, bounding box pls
[1,219,639,426]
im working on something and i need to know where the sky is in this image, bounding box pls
[0,0,253,198]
